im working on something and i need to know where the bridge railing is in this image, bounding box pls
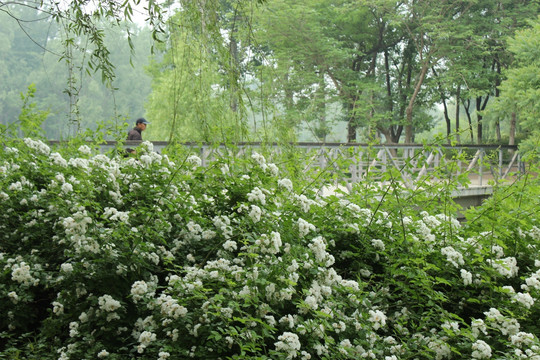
[280,143,523,190]
[64,141,524,190]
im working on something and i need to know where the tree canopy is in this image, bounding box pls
[1,0,540,146]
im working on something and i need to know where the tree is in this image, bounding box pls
[144,2,253,142]
[492,16,540,150]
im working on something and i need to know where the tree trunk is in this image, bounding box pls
[495,61,501,142]
[442,98,451,144]
[475,95,490,144]
[229,36,239,113]
[509,112,516,146]
[495,119,501,142]
[347,119,357,142]
[347,97,358,142]
[405,63,429,143]
[462,99,474,143]
[432,67,450,144]
[455,84,461,144]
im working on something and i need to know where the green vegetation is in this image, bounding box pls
[1,1,540,146]
[0,136,539,359]
[1,2,540,358]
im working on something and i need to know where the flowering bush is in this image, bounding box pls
[1,138,540,359]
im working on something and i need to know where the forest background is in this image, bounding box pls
[1,0,540,149]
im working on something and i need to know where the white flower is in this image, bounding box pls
[304,295,318,311]
[79,312,88,323]
[270,231,282,253]
[138,330,157,349]
[332,321,346,333]
[247,187,266,205]
[487,257,519,278]
[294,194,315,213]
[249,205,262,223]
[186,155,202,167]
[308,236,327,262]
[371,239,385,251]
[98,294,121,312]
[220,164,229,174]
[140,154,152,165]
[97,349,109,358]
[251,152,267,168]
[61,263,74,273]
[265,162,279,176]
[103,207,130,224]
[471,340,492,359]
[523,270,540,291]
[69,321,79,337]
[50,152,68,167]
[52,301,64,315]
[368,309,387,330]
[24,138,50,155]
[156,294,188,319]
[8,291,18,304]
[442,321,459,333]
[441,246,464,268]
[471,318,487,338]
[8,182,22,191]
[427,340,451,360]
[513,292,534,309]
[78,145,92,154]
[11,261,37,285]
[274,332,301,359]
[158,351,171,360]
[460,269,472,285]
[131,281,149,302]
[278,178,293,192]
[223,240,238,251]
[510,332,535,347]
[68,157,90,169]
[298,218,316,238]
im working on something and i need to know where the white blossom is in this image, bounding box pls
[274,332,301,359]
[513,292,534,309]
[278,178,293,192]
[97,349,109,358]
[461,269,473,285]
[61,263,74,273]
[368,309,387,330]
[223,240,238,251]
[24,138,50,155]
[8,291,18,304]
[78,145,92,155]
[471,340,492,359]
[371,239,385,251]
[298,218,316,238]
[98,294,121,312]
[249,205,262,223]
[186,155,202,168]
[247,187,266,205]
[441,246,465,268]
[487,257,519,278]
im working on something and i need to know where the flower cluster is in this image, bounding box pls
[1,139,540,360]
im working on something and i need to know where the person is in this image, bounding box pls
[127,118,150,140]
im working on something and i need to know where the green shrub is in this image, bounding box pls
[0,138,539,359]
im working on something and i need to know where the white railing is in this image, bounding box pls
[58,141,524,190]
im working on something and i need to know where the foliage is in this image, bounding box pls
[1,137,540,359]
[0,6,154,139]
[492,16,540,156]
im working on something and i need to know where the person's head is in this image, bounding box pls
[135,118,150,131]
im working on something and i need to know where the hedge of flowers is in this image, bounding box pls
[1,138,540,359]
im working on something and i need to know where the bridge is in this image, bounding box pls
[70,141,526,212]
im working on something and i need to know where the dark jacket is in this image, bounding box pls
[127,127,142,140]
